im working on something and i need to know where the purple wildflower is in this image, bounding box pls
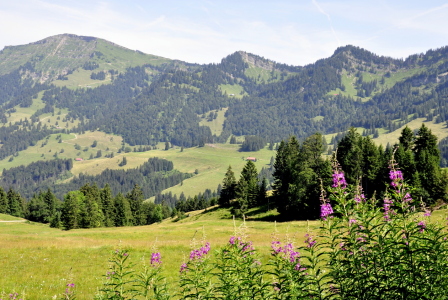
[349,218,357,225]
[320,203,333,220]
[271,241,282,254]
[271,240,302,271]
[403,193,412,203]
[273,282,281,292]
[389,169,404,189]
[66,283,75,287]
[354,193,365,203]
[417,221,426,233]
[383,198,394,221]
[332,171,347,189]
[179,263,188,273]
[150,252,162,267]
[229,236,241,245]
[241,241,255,253]
[423,209,431,217]
[189,242,211,261]
[305,234,316,248]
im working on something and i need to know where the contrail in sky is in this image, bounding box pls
[312,0,341,46]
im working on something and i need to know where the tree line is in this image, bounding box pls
[217,125,447,220]
[0,183,173,230]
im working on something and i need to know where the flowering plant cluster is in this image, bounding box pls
[95,248,169,300]
[178,241,215,299]
[318,154,448,299]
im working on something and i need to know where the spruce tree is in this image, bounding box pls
[237,160,259,209]
[0,186,9,214]
[61,191,84,230]
[44,188,59,223]
[80,184,104,228]
[114,193,133,226]
[100,184,115,227]
[126,184,145,225]
[413,124,445,203]
[219,165,237,207]
[7,188,24,218]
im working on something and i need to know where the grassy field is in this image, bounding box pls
[0,208,318,299]
[52,68,113,89]
[198,108,228,137]
[0,131,124,172]
[327,67,427,101]
[218,84,246,98]
[3,95,81,131]
[1,205,447,299]
[139,143,276,199]
[373,118,448,148]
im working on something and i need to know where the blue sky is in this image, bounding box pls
[1,0,448,65]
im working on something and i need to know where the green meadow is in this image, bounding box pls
[1,206,447,299]
[0,208,318,299]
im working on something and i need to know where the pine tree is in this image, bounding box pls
[44,188,59,223]
[100,184,115,227]
[399,126,414,151]
[256,177,268,206]
[237,160,259,209]
[336,127,364,184]
[219,165,237,207]
[80,184,104,228]
[27,192,47,222]
[7,188,24,218]
[413,124,445,203]
[114,193,133,226]
[273,134,331,219]
[126,184,145,225]
[273,137,300,216]
[0,186,9,214]
[62,191,84,230]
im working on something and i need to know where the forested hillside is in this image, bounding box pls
[1,34,448,205]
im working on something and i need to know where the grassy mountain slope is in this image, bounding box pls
[0,34,171,82]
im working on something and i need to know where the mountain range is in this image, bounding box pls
[1,33,448,160]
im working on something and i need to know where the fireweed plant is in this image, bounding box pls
[178,241,214,299]
[95,247,169,300]
[214,235,271,299]
[319,154,448,299]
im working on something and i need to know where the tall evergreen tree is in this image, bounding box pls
[61,191,84,230]
[126,184,145,225]
[44,188,59,223]
[0,186,7,214]
[27,192,48,223]
[7,188,24,218]
[399,126,414,151]
[79,183,104,228]
[114,193,133,227]
[413,124,446,204]
[219,165,237,207]
[336,127,364,184]
[273,137,301,216]
[100,184,115,227]
[273,134,331,219]
[236,160,259,209]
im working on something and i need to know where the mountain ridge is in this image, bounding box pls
[0,33,448,152]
